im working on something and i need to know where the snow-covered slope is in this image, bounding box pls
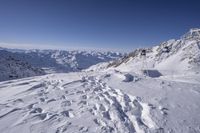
[104,28,200,76]
[1,48,123,73]
[0,70,199,133]
[0,50,45,82]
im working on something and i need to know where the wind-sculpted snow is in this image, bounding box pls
[0,72,159,133]
[0,71,200,133]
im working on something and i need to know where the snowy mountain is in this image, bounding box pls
[0,50,45,82]
[0,29,200,133]
[91,28,200,76]
[0,48,123,73]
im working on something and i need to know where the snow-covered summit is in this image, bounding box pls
[181,28,200,40]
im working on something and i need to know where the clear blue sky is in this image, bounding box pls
[0,0,200,52]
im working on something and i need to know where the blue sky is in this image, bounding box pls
[0,0,200,52]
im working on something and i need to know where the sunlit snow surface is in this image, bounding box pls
[0,70,200,133]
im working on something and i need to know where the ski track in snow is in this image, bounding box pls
[0,74,159,133]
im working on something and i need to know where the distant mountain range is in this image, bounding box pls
[0,48,123,81]
[0,50,45,81]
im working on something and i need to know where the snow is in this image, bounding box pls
[0,70,199,133]
[100,28,200,77]
[0,72,156,133]
[105,70,200,133]
[0,28,200,133]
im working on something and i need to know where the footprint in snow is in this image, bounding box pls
[76,90,85,94]
[81,95,88,100]
[30,107,43,114]
[27,103,38,109]
[85,88,90,92]
[159,106,169,115]
[12,99,24,105]
[102,111,111,120]
[39,98,45,102]
[99,104,107,112]
[32,113,47,120]
[78,100,87,105]
[61,109,74,118]
[61,100,72,107]
[79,126,88,132]
[47,98,56,103]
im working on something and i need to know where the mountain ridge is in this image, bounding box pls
[88,28,200,76]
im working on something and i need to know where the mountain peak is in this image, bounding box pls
[189,28,200,32]
[182,28,200,39]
